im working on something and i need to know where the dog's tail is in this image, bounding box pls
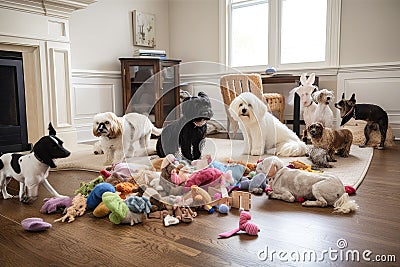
[333,193,358,214]
[151,126,162,136]
[276,140,307,157]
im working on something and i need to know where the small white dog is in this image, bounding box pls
[0,123,70,203]
[257,156,358,213]
[229,92,307,156]
[312,88,334,128]
[289,73,318,127]
[93,112,162,165]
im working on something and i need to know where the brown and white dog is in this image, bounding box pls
[307,122,353,162]
[93,112,162,165]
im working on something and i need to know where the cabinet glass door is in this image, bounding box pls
[126,65,156,123]
[161,64,179,126]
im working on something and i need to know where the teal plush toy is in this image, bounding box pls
[74,176,104,198]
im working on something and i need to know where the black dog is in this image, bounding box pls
[156,92,213,160]
[334,93,388,150]
[0,123,71,203]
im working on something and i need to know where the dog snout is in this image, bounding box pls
[241,108,247,114]
[97,122,107,133]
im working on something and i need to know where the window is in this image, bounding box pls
[224,0,340,70]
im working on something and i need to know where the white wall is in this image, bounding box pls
[69,0,170,141]
[70,0,170,71]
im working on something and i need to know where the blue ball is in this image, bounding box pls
[218,204,230,214]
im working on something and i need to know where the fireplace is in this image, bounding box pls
[0,51,31,153]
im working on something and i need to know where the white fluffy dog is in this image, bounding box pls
[93,112,162,165]
[312,88,334,128]
[257,156,358,213]
[288,73,318,127]
[229,92,307,156]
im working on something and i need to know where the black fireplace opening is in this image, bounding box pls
[0,51,32,153]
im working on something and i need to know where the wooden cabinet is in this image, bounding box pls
[119,57,181,128]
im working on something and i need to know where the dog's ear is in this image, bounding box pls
[48,123,56,136]
[300,73,307,85]
[350,93,356,103]
[108,116,122,139]
[198,91,209,99]
[93,123,101,137]
[307,73,315,85]
[341,93,345,100]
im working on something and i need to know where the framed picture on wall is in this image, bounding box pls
[133,10,155,47]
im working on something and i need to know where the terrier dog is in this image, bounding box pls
[156,92,213,160]
[312,88,334,128]
[0,123,70,203]
[334,93,388,150]
[307,122,353,162]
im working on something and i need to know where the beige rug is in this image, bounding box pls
[55,138,373,189]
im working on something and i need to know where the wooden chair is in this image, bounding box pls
[219,74,285,137]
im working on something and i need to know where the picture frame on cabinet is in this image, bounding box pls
[132,10,156,47]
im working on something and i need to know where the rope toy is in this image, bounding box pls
[218,210,259,238]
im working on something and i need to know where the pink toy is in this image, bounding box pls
[171,167,233,187]
[218,210,259,238]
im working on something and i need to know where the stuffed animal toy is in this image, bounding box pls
[135,170,163,191]
[191,154,212,170]
[21,217,52,232]
[40,196,73,214]
[93,202,110,218]
[101,162,139,186]
[172,168,234,188]
[190,185,212,206]
[54,193,87,223]
[125,196,152,214]
[159,154,185,194]
[227,159,257,175]
[74,176,104,197]
[287,160,321,173]
[209,161,245,184]
[218,210,259,238]
[238,173,267,194]
[115,182,137,199]
[102,192,143,225]
[86,183,116,209]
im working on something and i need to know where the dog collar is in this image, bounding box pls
[341,106,355,119]
[34,153,45,164]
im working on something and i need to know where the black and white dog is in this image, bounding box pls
[0,123,70,203]
[334,93,388,149]
[156,91,213,160]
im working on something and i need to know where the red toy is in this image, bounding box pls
[218,210,259,238]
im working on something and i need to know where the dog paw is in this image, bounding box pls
[359,144,367,148]
[377,146,384,150]
[3,193,14,199]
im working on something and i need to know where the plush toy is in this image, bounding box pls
[190,185,212,206]
[287,161,321,173]
[74,176,104,197]
[86,183,116,209]
[54,193,87,223]
[209,161,245,184]
[40,196,72,214]
[238,173,267,194]
[218,210,259,238]
[227,159,257,175]
[159,154,185,194]
[191,154,212,170]
[125,196,152,214]
[115,182,137,199]
[173,168,234,188]
[21,217,52,232]
[93,202,110,218]
[102,162,139,186]
[136,170,163,191]
[102,192,129,224]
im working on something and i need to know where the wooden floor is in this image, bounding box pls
[1,144,399,267]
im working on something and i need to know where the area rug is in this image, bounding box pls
[55,138,373,189]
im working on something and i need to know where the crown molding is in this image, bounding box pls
[0,0,97,18]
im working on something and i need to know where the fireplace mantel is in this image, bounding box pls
[0,0,97,18]
[0,0,96,148]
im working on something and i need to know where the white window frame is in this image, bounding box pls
[219,0,341,74]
